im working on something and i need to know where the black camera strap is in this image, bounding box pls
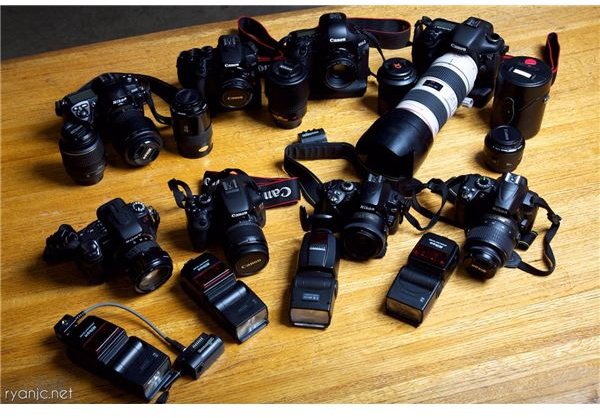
[237,15,411,66]
[505,196,561,276]
[169,169,301,210]
[283,130,446,233]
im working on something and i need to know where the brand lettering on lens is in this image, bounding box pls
[241,258,263,269]
[231,211,248,218]
[263,187,292,200]
[329,37,346,43]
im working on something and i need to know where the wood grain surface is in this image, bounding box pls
[1,5,598,404]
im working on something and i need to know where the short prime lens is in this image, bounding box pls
[265,60,309,129]
[111,110,163,166]
[170,88,213,158]
[124,239,173,293]
[483,125,525,173]
[59,122,106,185]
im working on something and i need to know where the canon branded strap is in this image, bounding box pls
[237,15,411,69]
[169,168,301,210]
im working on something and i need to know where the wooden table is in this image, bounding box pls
[1,5,598,404]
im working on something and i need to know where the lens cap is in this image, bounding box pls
[172,89,206,114]
[269,61,308,85]
[379,58,417,81]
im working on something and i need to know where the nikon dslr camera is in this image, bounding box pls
[283,12,370,99]
[448,173,540,279]
[177,35,261,113]
[302,174,406,261]
[43,198,173,293]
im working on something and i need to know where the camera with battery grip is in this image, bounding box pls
[55,72,213,185]
[43,198,173,294]
[356,16,507,180]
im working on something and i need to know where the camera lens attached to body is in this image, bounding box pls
[356,53,478,179]
[59,122,106,185]
[223,221,269,277]
[491,56,553,139]
[325,51,358,90]
[483,125,525,173]
[181,253,269,343]
[170,88,213,158]
[110,109,163,166]
[265,60,310,129]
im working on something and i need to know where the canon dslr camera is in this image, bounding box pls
[412,16,506,107]
[283,12,370,99]
[43,198,173,293]
[169,169,268,277]
[302,174,406,261]
[448,172,540,279]
[177,34,261,113]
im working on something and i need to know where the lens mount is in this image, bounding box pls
[324,50,357,90]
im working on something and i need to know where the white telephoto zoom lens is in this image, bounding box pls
[396,53,478,136]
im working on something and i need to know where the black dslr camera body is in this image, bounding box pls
[177,35,261,113]
[43,198,173,293]
[55,73,166,184]
[283,12,370,99]
[448,172,539,278]
[411,16,507,107]
[168,169,268,277]
[303,174,406,261]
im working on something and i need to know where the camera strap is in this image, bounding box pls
[237,15,411,67]
[169,169,301,210]
[283,130,447,233]
[505,196,561,276]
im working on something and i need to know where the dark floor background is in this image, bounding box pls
[1,6,315,59]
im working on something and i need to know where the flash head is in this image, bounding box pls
[385,233,459,326]
[289,229,340,329]
[181,253,269,343]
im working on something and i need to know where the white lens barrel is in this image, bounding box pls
[396,53,478,136]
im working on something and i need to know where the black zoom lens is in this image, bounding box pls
[59,122,106,185]
[462,215,520,279]
[122,237,173,293]
[171,89,213,158]
[265,60,309,129]
[223,222,269,277]
[111,109,163,166]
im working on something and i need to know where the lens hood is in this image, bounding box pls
[356,108,433,180]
